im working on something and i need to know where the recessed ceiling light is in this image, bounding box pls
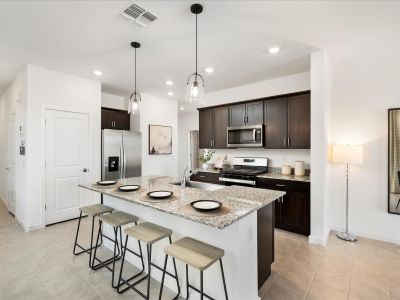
[166,80,174,86]
[93,70,103,76]
[168,92,174,96]
[268,46,281,54]
[205,67,214,74]
[179,106,184,111]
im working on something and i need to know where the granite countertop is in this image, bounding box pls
[79,176,285,230]
[195,168,310,183]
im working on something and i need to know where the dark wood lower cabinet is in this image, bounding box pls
[257,203,274,289]
[258,178,310,236]
[190,171,220,184]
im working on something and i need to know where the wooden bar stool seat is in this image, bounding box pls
[73,204,114,268]
[125,222,173,244]
[160,237,229,300]
[117,222,180,300]
[99,211,139,227]
[92,211,140,289]
[79,204,114,216]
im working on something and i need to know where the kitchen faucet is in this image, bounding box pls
[181,167,197,187]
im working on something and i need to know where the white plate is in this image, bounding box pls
[192,201,221,210]
[119,185,140,191]
[148,191,173,198]
[97,180,117,186]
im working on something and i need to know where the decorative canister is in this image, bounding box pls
[294,161,306,176]
[281,165,292,175]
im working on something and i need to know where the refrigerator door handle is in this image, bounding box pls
[119,143,124,181]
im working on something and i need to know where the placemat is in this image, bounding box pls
[181,204,231,217]
[139,192,179,203]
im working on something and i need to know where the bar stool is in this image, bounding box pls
[73,203,114,267]
[91,211,139,288]
[117,222,180,300]
[160,237,228,300]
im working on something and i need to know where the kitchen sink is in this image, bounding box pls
[172,181,224,191]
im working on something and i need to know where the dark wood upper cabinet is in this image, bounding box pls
[246,101,264,125]
[101,107,130,131]
[213,106,229,148]
[199,106,229,149]
[264,92,310,149]
[229,101,264,126]
[101,108,114,130]
[287,94,311,149]
[264,99,288,149]
[199,109,214,149]
[198,91,310,150]
[229,104,246,126]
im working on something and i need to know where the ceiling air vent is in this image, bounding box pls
[117,1,159,28]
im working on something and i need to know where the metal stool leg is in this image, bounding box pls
[200,270,204,300]
[220,259,229,300]
[186,264,189,300]
[111,226,120,288]
[88,215,95,267]
[158,254,168,300]
[73,212,83,255]
[146,244,152,300]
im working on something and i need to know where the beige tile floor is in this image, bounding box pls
[0,201,178,300]
[260,229,400,300]
[1,200,400,300]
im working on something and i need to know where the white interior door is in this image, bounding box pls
[8,114,16,215]
[45,109,89,224]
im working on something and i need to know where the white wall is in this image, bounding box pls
[101,92,140,132]
[309,51,332,245]
[329,36,400,245]
[178,112,200,175]
[140,93,178,178]
[25,65,101,230]
[178,72,311,174]
[0,67,27,226]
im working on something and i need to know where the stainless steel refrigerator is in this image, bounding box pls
[101,129,141,180]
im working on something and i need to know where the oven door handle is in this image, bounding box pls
[219,177,256,186]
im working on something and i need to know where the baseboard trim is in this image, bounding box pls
[330,226,400,245]
[308,231,330,246]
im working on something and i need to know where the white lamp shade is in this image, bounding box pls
[331,144,363,165]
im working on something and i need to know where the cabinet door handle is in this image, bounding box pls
[283,138,287,147]
[287,137,291,147]
[199,175,206,178]
[276,184,285,187]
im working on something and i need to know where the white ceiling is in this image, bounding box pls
[0,1,315,99]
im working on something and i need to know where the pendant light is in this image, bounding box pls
[128,42,141,115]
[185,3,204,103]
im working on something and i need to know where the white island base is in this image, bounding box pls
[101,194,259,300]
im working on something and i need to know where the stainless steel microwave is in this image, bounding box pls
[227,125,264,148]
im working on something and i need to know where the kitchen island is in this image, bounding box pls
[79,176,284,300]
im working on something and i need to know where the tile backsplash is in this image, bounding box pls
[210,148,311,169]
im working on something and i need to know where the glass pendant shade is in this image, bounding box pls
[128,41,141,115]
[185,73,204,103]
[128,91,141,115]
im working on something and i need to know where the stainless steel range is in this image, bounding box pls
[219,157,268,187]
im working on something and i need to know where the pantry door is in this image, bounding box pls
[45,109,89,224]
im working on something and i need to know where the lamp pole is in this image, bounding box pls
[336,162,357,242]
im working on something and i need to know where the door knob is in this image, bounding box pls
[82,168,89,172]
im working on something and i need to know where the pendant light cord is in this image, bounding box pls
[134,47,137,94]
[195,14,198,77]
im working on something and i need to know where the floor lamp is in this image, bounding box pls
[332,144,363,242]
